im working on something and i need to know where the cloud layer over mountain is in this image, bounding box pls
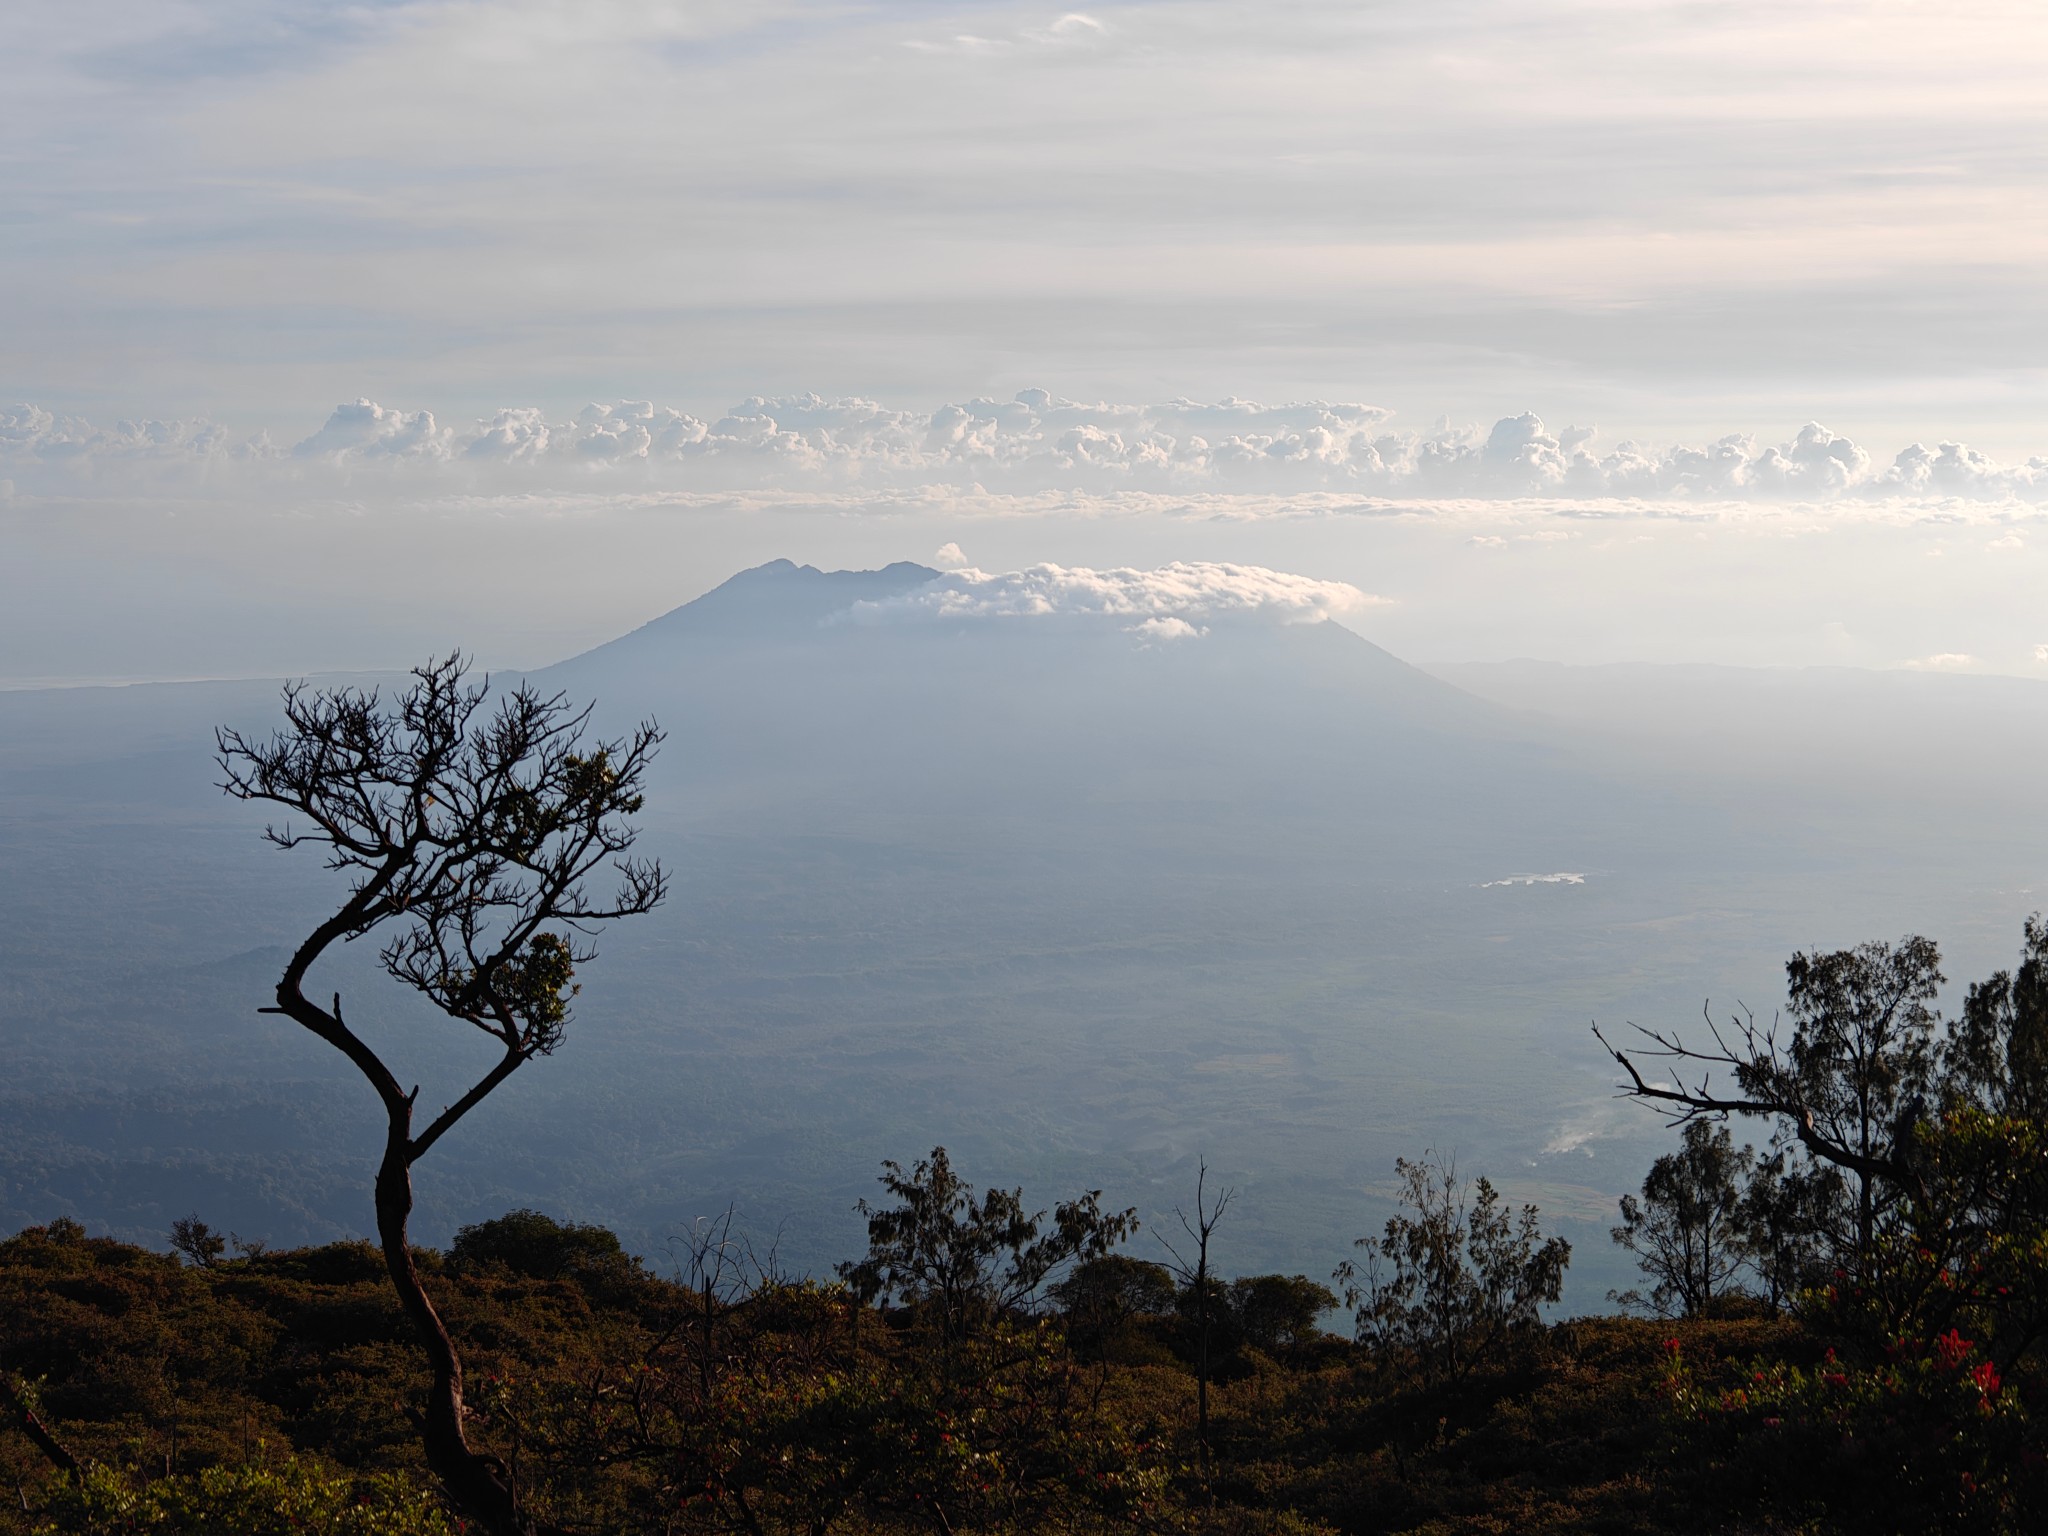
[846,561,1378,632]
[10,393,2048,507]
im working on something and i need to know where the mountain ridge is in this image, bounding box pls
[554,559,945,668]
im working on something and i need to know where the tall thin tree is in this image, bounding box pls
[218,655,665,1536]
[1158,1158,1233,1478]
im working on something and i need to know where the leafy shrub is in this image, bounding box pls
[1227,1274,1338,1355]
[1338,1153,1570,1383]
[1661,1327,2036,1533]
[838,1147,1137,1344]
[448,1209,625,1280]
[1049,1254,1177,1358]
[29,1458,454,1535]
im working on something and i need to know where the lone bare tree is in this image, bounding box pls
[1158,1158,1233,1475]
[217,654,664,1536]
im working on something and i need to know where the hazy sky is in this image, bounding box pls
[7,1,2048,682]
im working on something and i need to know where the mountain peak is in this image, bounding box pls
[688,558,943,614]
[547,559,943,672]
[714,558,939,591]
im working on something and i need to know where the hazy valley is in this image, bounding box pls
[5,560,2045,1311]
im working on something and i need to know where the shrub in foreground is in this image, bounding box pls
[30,1458,454,1536]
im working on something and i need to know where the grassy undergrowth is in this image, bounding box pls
[4,1220,2034,1534]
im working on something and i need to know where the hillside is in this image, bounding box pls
[4,1215,2025,1536]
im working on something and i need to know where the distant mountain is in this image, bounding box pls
[538,559,1592,871]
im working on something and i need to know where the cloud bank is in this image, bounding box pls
[848,561,1378,632]
[12,393,2048,507]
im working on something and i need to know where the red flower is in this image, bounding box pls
[1971,1361,2001,1397]
[1932,1329,1973,1371]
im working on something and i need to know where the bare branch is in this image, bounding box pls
[409,1043,529,1163]
[1594,990,1922,1193]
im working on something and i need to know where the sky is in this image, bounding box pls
[7,0,2048,683]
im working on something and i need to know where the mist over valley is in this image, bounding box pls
[5,558,2042,1311]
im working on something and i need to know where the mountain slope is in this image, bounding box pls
[536,559,1610,869]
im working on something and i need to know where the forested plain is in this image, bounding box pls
[6,981,2046,1536]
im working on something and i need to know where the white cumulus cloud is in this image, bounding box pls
[1127,615,1204,643]
[292,398,452,461]
[1904,652,1978,670]
[848,561,1381,630]
[12,391,2048,509]
[1,402,233,481]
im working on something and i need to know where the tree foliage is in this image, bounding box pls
[1734,1146,1846,1312]
[167,1216,225,1271]
[1596,921,2048,1531]
[1226,1275,1338,1355]
[216,654,665,1076]
[1598,935,1943,1282]
[1048,1255,1177,1357]
[1338,1153,1570,1383]
[1776,937,1943,1265]
[1610,1120,1755,1318]
[837,1147,1137,1345]
[1946,913,2048,1121]
[449,1209,628,1281]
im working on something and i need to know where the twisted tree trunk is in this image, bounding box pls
[273,965,544,1536]
[373,1107,533,1536]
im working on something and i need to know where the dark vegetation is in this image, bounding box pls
[3,1072,2043,1536]
[4,659,2046,1532]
